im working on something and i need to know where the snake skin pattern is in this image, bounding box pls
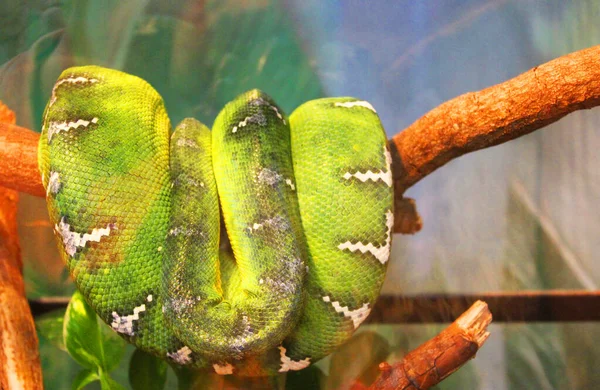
[38,66,393,376]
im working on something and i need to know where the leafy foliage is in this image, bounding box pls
[128,349,168,390]
[64,291,126,389]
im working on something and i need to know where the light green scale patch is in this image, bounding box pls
[39,66,393,377]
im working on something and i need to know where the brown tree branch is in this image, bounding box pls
[368,301,491,390]
[0,101,43,389]
[0,123,44,198]
[391,44,600,233]
[391,44,600,194]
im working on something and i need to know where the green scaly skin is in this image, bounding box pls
[38,66,394,376]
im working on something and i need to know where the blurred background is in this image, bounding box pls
[1,0,599,388]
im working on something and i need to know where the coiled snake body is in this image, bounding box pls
[38,66,393,376]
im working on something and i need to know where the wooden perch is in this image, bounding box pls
[368,301,491,390]
[0,103,43,389]
[391,44,600,194]
[390,44,600,233]
[0,123,44,198]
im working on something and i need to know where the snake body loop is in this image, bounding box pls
[39,66,393,376]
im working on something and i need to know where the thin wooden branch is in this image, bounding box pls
[368,301,491,390]
[30,291,600,323]
[0,188,43,389]
[367,291,600,323]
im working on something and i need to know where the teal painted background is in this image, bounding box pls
[2,1,600,388]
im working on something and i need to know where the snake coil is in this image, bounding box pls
[39,66,393,376]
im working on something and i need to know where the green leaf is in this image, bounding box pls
[36,308,67,351]
[172,366,195,390]
[72,369,100,390]
[63,291,126,372]
[128,348,167,390]
[99,320,127,372]
[99,372,126,390]
[286,365,326,390]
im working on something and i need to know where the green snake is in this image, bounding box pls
[38,66,393,376]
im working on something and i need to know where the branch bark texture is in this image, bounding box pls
[0,123,44,197]
[0,102,43,389]
[391,44,600,194]
[368,301,491,390]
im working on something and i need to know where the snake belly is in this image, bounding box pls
[38,66,393,376]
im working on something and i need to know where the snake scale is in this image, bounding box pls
[38,66,393,376]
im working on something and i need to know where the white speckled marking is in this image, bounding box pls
[213,363,234,375]
[55,217,114,257]
[338,210,394,264]
[111,301,147,336]
[248,222,264,232]
[176,138,198,148]
[250,97,286,124]
[322,296,371,329]
[168,226,204,238]
[175,174,204,188]
[285,178,295,190]
[168,346,192,365]
[47,171,61,195]
[257,168,281,185]
[47,117,99,142]
[257,168,295,190]
[278,346,311,372]
[247,215,289,234]
[334,100,377,113]
[343,147,392,187]
[168,297,200,313]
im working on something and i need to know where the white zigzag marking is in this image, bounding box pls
[111,296,151,336]
[232,116,254,133]
[338,210,394,264]
[47,117,98,142]
[278,346,311,372]
[343,146,392,187]
[213,363,234,375]
[47,171,61,195]
[168,346,192,365]
[269,105,286,124]
[55,217,114,257]
[322,296,371,329]
[49,76,99,108]
[334,100,377,113]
